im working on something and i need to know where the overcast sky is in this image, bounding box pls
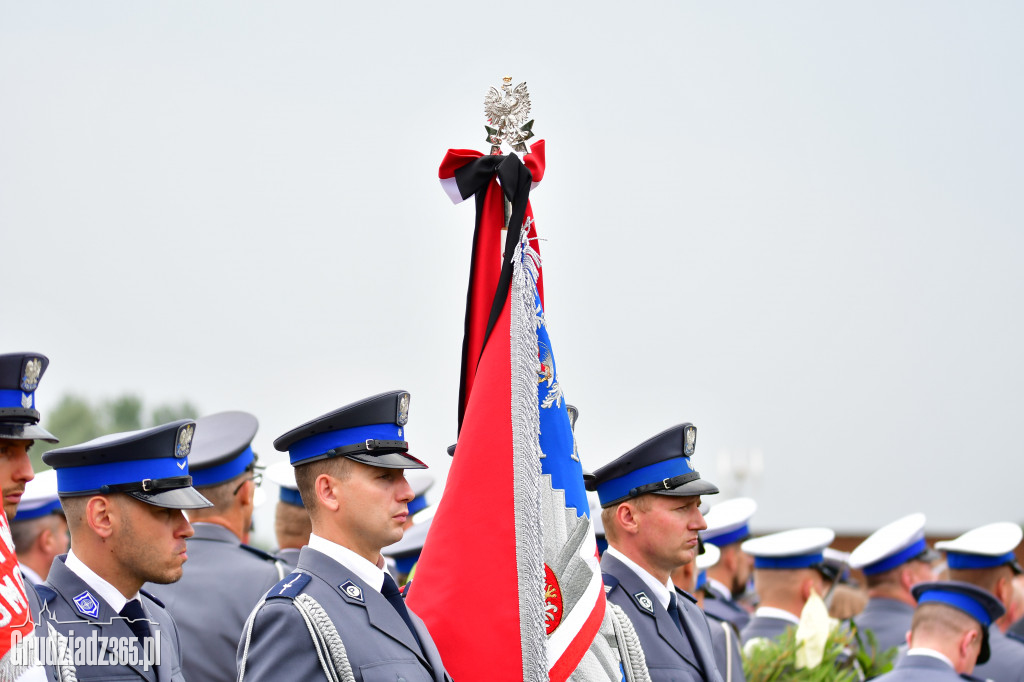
[2,2,1022,540]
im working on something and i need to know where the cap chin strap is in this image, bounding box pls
[302,439,410,464]
[91,476,194,495]
[628,471,701,498]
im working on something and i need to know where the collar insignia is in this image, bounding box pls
[340,580,364,603]
[634,591,654,614]
[73,591,100,619]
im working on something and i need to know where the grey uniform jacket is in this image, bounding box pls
[853,597,913,655]
[739,614,795,645]
[35,556,185,681]
[973,627,1024,682]
[601,554,723,682]
[872,653,977,681]
[144,522,285,682]
[703,593,751,633]
[236,546,451,682]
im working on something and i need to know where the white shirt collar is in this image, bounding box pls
[606,546,673,610]
[308,534,390,592]
[706,577,732,601]
[19,564,44,587]
[906,648,954,669]
[64,549,138,613]
[754,606,801,625]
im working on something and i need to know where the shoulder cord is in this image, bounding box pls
[238,593,353,682]
[609,601,651,682]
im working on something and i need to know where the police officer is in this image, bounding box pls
[700,498,757,632]
[0,352,59,678]
[585,423,723,682]
[934,522,1024,682]
[848,513,938,654]
[37,420,213,681]
[739,527,836,645]
[12,470,68,586]
[146,411,285,682]
[0,353,57,519]
[264,461,309,568]
[236,391,451,681]
[872,581,1004,681]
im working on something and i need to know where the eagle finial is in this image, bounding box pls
[483,76,535,155]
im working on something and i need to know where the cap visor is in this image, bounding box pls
[346,451,428,470]
[129,487,213,510]
[0,423,59,443]
[653,478,720,498]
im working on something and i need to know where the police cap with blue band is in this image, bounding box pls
[912,580,1005,664]
[188,411,260,488]
[274,390,427,470]
[702,497,757,548]
[42,419,213,510]
[849,513,940,576]
[584,423,718,508]
[0,352,58,443]
[934,522,1023,575]
[742,527,836,572]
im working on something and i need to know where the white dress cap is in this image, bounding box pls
[935,522,1023,573]
[742,527,835,569]
[848,513,932,575]
[701,497,757,546]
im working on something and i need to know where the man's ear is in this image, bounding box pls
[85,496,115,539]
[722,545,738,572]
[37,526,55,554]
[960,627,981,665]
[315,474,341,513]
[616,503,640,535]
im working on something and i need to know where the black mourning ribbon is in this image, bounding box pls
[382,574,425,653]
[119,599,152,642]
[453,152,534,433]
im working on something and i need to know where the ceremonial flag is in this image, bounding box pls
[408,141,645,682]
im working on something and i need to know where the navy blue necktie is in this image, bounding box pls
[667,591,685,634]
[381,574,424,651]
[119,599,152,642]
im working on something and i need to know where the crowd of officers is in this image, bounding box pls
[2,351,1022,682]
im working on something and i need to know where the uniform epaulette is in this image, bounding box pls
[602,573,620,593]
[139,588,165,608]
[240,543,279,562]
[266,572,311,601]
[674,586,698,604]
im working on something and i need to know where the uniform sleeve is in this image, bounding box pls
[236,600,330,682]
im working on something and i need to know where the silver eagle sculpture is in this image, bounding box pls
[484,77,535,154]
